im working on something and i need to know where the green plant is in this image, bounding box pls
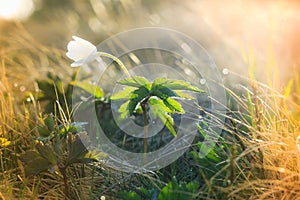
[20,114,106,198]
[120,179,199,200]
[32,73,74,115]
[111,76,204,153]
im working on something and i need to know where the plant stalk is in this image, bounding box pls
[141,102,148,155]
[97,52,131,78]
[59,163,69,199]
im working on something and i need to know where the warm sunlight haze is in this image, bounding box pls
[0,0,34,20]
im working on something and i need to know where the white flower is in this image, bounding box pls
[66,36,98,67]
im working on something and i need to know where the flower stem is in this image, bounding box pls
[141,102,148,154]
[98,52,131,77]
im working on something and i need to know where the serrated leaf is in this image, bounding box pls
[71,81,104,98]
[53,133,63,156]
[118,109,129,122]
[19,150,41,163]
[152,77,169,86]
[44,113,55,132]
[118,76,150,88]
[154,78,204,92]
[128,86,150,115]
[163,98,185,114]
[24,157,52,176]
[66,133,98,165]
[118,101,130,121]
[149,97,172,117]
[118,100,130,113]
[67,134,85,160]
[149,98,177,136]
[164,114,176,137]
[149,102,176,136]
[20,150,52,176]
[111,87,135,100]
[35,142,57,165]
[37,125,50,137]
[151,85,178,99]
[174,90,195,99]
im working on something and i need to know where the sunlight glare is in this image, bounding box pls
[0,0,34,20]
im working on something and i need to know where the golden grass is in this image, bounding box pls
[0,22,300,199]
[223,69,300,199]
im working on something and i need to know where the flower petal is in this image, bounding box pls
[72,36,96,49]
[66,36,98,66]
[70,59,85,67]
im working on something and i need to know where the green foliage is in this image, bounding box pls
[158,180,199,200]
[120,180,199,200]
[20,132,104,176]
[20,115,106,177]
[111,76,204,136]
[31,72,105,115]
[70,80,105,99]
[32,73,73,114]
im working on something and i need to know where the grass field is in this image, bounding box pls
[1,2,300,199]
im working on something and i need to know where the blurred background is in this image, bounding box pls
[1,0,300,89]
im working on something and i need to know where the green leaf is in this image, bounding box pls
[111,87,135,100]
[197,142,220,162]
[149,98,177,136]
[151,85,178,99]
[174,90,195,99]
[71,81,104,98]
[37,125,50,137]
[149,97,172,116]
[118,76,150,88]
[152,77,169,86]
[53,133,63,157]
[119,191,142,200]
[164,114,177,137]
[119,100,130,113]
[35,142,57,165]
[138,188,151,198]
[153,78,204,92]
[44,113,55,132]
[186,182,199,194]
[20,150,52,176]
[19,150,41,163]
[158,181,198,200]
[158,181,179,200]
[67,133,88,165]
[118,101,130,121]
[66,132,101,165]
[128,86,150,115]
[163,98,185,114]
[23,157,52,176]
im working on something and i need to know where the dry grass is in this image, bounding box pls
[0,22,300,199]
[222,70,300,199]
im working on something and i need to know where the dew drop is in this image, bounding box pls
[200,78,206,85]
[222,68,229,75]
